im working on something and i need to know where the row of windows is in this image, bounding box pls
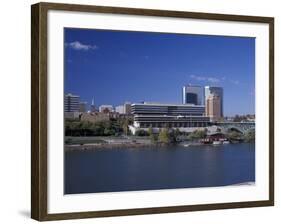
[64,103,79,106]
[138,122,209,128]
[64,105,80,112]
[132,105,204,107]
[131,108,205,112]
[134,117,210,122]
[132,113,205,116]
[132,110,205,116]
[64,97,80,113]
[132,106,204,110]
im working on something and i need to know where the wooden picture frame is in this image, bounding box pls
[31,2,274,221]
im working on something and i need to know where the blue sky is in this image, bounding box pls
[64,28,255,116]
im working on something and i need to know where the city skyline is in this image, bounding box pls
[64,28,255,116]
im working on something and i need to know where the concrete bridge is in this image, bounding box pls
[210,122,255,134]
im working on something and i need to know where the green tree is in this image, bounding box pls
[135,129,149,136]
[187,129,206,140]
[244,129,255,142]
[168,128,181,143]
[148,127,158,143]
[65,120,74,136]
[71,121,81,136]
[104,128,115,136]
[174,128,181,142]
[148,127,153,135]
[80,121,93,136]
[158,128,170,144]
[122,119,129,135]
[226,130,243,140]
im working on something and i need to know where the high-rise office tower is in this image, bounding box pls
[204,86,223,116]
[124,102,132,114]
[64,93,80,112]
[206,93,222,121]
[182,85,203,105]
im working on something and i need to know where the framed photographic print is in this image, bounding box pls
[31,2,274,221]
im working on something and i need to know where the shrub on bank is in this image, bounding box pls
[135,129,149,136]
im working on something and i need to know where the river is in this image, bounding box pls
[64,143,255,194]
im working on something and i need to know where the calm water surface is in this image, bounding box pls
[64,143,255,194]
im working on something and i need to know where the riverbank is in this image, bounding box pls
[230,181,255,186]
[64,140,254,151]
[65,142,153,151]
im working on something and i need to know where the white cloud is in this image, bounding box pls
[66,41,98,51]
[230,80,240,85]
[189,74,241,85]
[207,77,220,83]
[189,74,220,83]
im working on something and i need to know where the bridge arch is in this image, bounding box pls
[227,126,244,134]
[214,122,255,135]
[244,127,255,133]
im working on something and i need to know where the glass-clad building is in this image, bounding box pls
[182,85,203,105]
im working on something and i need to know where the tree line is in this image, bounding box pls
[65,118,255,143]
[135,128,207,144]
[65,118,132,136]
[135,128,255,144]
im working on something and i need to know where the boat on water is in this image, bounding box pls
[223,141,230,144]
[200,138,213,144]
[179,141,191,147]
[213,141,222,145]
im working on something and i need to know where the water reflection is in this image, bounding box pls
[64,143,255,194]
